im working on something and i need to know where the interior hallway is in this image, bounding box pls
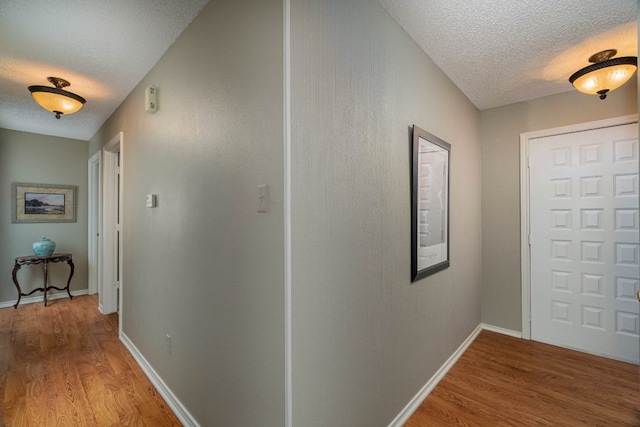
[0,295,180,426]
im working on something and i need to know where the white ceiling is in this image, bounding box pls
[378,0,638,110]
[0,1,637,141]
[0,0,209,141]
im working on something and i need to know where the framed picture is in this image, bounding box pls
[11,183,77,223]
[411,125,450,281]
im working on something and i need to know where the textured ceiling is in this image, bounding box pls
[0,1,637,141]
[377,0,638,110]
[0,0,209,140]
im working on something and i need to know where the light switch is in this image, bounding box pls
[257,185,269,213]
[146,194,157,208]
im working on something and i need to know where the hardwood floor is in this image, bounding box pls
[405,330,640,426]
[3,298,636,426]
[0,295,181,426]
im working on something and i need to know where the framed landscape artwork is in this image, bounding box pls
[12,183,77,223]
[411,125,450,281]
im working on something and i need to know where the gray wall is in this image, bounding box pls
[0,128,88,303]
[89,0,285,425]
[290,1,482,425]
[83,0,637,424]
[480,80,638,331]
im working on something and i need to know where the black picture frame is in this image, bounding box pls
[411,125,451,281]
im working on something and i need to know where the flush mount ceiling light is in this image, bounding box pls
[28,77,86,119]
[569,49,637,100]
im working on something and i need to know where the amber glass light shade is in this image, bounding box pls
[28,77,86,119]
[569,52,637,100]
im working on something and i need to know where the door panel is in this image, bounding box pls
[530,122,639,363]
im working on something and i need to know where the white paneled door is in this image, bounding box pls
[529,121,639,363]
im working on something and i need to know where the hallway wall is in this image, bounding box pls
[0,128,88,304]
[89,0,285,424]
[290,1,482,424]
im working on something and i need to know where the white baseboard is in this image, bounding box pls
[0,289,89,309]
[388,323,522,426]
[120,332,200,427]
[481,323,522,338]
[388,324,483,426]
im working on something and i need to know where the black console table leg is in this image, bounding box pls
[12,263,22,309]
[43,262,49,307]
[65,259,75,300]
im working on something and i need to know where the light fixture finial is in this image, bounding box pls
[588,49,617,63]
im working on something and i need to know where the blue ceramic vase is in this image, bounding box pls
[33,237,56,257]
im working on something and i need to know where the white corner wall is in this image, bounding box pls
[89,0,485,424]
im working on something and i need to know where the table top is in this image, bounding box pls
[14,253,72,264]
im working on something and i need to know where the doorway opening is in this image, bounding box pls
[88,132,123,326]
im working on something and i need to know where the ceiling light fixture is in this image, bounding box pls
[28,77,86,119]
[569,50,637,100]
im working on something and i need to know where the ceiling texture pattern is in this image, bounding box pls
[377,0,638,110]
[0,0,637,140]
[0,0,209,140]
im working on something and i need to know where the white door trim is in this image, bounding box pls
[88,151,102,295]
[283,0,292,425]
[101,132,124,324]
[520,114,638,339]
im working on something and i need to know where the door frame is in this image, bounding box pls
[101,132,124,321]
[520,114,638,339]
[88,151,102,295]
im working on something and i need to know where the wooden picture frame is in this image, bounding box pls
[12,182,77,223]
[411,125,450,281]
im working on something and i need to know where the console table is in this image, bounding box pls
[11,253,74,308]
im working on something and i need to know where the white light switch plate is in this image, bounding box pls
[257,185,269,213]
[146,194,157,208]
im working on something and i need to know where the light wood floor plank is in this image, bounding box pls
[405,330,640,426]
[0,295,180,426]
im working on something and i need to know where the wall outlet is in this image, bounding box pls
[166,334,172,354]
